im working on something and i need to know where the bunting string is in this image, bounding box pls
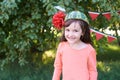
[90,28,116,43]
[88,10,120,20]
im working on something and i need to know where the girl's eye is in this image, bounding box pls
[65,29,69,31]
[74,30,78,32]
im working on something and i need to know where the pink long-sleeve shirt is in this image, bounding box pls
[52,42,98,80]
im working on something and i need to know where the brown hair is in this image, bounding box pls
[60,19,93,45]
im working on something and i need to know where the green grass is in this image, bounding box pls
[0,44,120,80]
[0,62,54,80]
[97,44,120,80]
[97,44,120,61]
[97,61,120,80]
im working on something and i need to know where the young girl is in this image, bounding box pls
[52,11,98,80]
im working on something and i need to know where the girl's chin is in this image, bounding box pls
[67,40,76,44]
[66,39,81,44]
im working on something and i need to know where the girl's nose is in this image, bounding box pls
[68,31,73,37]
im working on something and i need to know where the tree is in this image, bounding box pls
[0,0,57,68]
[0,0,120,68]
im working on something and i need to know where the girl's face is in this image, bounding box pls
[65,22,83,44]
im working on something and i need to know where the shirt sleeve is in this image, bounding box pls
[88,49,98,80]
[52,43,63,80]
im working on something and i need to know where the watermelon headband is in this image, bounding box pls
[52,6,89,30]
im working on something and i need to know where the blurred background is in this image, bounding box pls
[0,0,120,80]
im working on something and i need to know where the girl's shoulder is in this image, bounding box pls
[58,41,68,47]
[57,42,68,53]
[87,44,96,51]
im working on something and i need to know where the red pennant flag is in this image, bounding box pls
[102,12,111,20]
[95,32,104,40]
[88,11,100,20]
[107,36,116,43]
[117,10,120,14]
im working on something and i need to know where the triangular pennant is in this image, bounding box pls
[107,36,116,43]
[54,6,66,12]
[88,11,100,20]
[95,32,104,40]
[102,12,111,20]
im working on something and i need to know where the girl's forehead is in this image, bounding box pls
[68,22,81,29]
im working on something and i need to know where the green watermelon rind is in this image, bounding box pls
[65,11,89,23]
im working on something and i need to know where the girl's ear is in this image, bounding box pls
[82,29,86,36]
[81,32,84,36]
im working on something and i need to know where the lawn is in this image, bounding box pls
[0,44,120,80]
[97,44,120,80]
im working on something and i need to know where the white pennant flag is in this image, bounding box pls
[54,6,66,12]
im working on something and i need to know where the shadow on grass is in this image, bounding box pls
[97,44,120,61]
[97,61,120,80]
[97,44,120,80]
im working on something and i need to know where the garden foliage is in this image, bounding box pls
[0,0,120,79]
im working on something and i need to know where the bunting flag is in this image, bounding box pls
[90,28,116,43]
[88,11,100,20]
[95,32,104,40]
[54,6,66,12]
[102,12,111,20]
[88,10,120,20]
[107,36,116,43]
